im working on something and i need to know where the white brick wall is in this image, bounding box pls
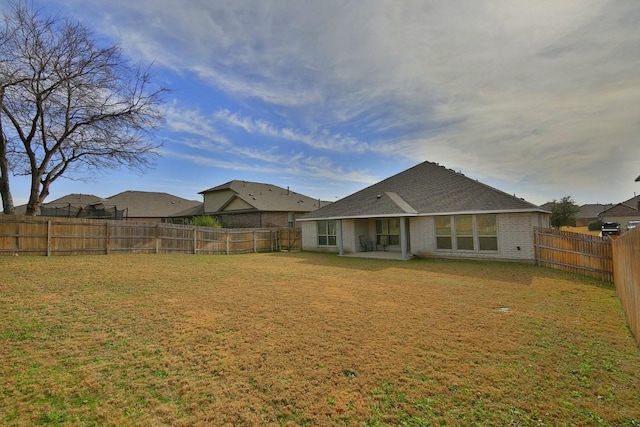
[410,212,547,262]
[302,212,549,262]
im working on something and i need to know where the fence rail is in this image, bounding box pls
[534,227,613,282]
[0,216,300,256]
[612,227,640,347]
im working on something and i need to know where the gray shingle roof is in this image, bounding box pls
[301,161,546,220]
[12,193,107,215]
[200,180,326,213]
[107,191,201,217]
[577,203,614,219]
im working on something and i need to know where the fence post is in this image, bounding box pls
[46,220,52,257]
[105,222,110,255]
[254,230,257,253]
[155,224,160,254]
[193,227,197,254]
[226,230,230,255]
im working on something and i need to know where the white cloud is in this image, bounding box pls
[47,0,640,204]
[213,109,371,153]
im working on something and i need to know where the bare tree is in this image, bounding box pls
[0,2,167,215]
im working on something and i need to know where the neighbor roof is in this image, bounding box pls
[621,194,640,209]
[200,180,328,213]
[11,193,107,215]
[107,191,201,218]
[300,161,548,221]
[599,202,639,216]
[578,203,614,219]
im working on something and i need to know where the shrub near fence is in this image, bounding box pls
[0,216,300,256]
[612,227,640,347]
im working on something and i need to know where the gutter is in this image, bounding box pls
[297,208,550,222]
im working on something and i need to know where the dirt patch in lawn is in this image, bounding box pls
[1,252,638,426]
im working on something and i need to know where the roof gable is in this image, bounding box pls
[302,161,546,220]
[621,195,640,210]
[201,180,325,213]
[600,203,639,216]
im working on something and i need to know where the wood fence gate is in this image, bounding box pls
[533,227,613,282]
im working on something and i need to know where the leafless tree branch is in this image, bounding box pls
[0,1,168,215]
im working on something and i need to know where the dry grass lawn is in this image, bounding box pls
[0,252,639,426]
[561,226,602,237]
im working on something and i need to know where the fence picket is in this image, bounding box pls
[534,227,613,282]
[0,215,300,256]
[612,228,640,347]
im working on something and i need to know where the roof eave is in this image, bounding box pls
[298,208,549,221]
[421,208,551,216]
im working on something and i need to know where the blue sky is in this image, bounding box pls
[5,0,640,207]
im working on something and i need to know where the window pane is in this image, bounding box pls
[457,236,474,250]
[437,236,452,249]
[327,220,336,235]
[317,221,326,234]
[389,235,400,245]
[479,237,498,251]
[477,214,496,236]
[389,218,400,235]
[455,215,473,236]
[435,216,451,236]
[318,236,327,246]
[328,236,337,246]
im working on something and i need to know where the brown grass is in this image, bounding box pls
[0,252,638,426]
[561,226,601,236]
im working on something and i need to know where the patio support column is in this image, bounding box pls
[400,217,408,260]
[338,219,344,256]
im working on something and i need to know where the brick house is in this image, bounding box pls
[199,180,328,228]
[599,195,640,230]
[298,161,550,261]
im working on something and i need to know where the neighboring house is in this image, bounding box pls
[199,180,329,228]
[11,191,202,222]
[107,191,202,222]
[169,203,205,224]
[577,203,614,227]
[12,193,126,219]
[599,195,640,230]
[539,201,613,227]
[298,161,550,262]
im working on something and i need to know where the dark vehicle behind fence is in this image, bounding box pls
[601,222,621,236]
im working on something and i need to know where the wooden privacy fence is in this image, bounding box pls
[534,227,613,282]
[0,216,300,256]
[612,228,640,347]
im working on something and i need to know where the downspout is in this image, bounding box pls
[400,217,408,260]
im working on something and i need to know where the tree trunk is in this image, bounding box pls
[24,173,43,216]
[0,155,14,215]
[0,88,15,215]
